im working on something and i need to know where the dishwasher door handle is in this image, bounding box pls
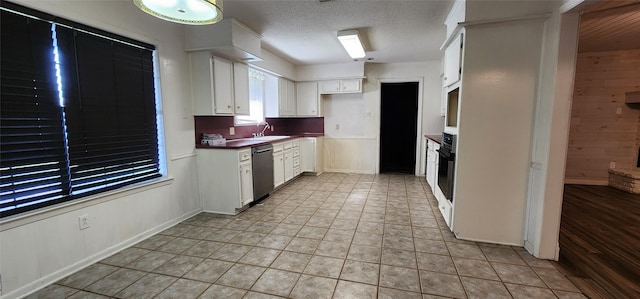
[253,149,272,155]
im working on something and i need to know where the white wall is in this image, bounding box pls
[251,49,296,80]
[452,19,545,246]
[322,61,444,174]
[296,62,366,81]
[0,1,200,298]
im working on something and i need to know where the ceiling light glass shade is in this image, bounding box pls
[133,0,223,25]
[337,29,366,59]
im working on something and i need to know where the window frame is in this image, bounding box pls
[234,68,267,126]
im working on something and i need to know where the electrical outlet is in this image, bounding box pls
[78,215,90,230]
[610,162,616,169]
[229,127,235,135]
[270,125,274,131]
[616,107,622,115]
[336,123,340,130]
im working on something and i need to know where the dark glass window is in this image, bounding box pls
[1,2,162,217]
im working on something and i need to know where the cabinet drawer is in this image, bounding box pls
[293,166,301,176]
[239,150,251,162]
[293,149,300,157]
[272,143,284,153]
[292,140,300,147]
[293,157,300,167]
[283,142,293,150]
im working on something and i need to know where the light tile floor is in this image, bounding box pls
[28,173,586,299]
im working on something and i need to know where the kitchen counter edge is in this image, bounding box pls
[196,134,324,150]
[425,135,442,144]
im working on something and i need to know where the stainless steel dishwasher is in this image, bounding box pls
[251,144,274,201]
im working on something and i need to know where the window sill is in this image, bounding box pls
[0,177,174,231]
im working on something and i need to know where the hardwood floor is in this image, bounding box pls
[559,185,640,298]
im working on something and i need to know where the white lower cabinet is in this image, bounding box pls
[197,148,253,215]
[273,139,301,187]
[284,147,294,182]
[426,139,440,192]
[239,161,253,206]
[273,143,285,188]
[300,137,324,175]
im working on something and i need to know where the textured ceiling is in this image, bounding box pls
[222,0,454,65]
[579,1,640,53]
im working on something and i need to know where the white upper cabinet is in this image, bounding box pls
[189,52,251,116]
[233,63,250,115]
[278,78,296,116]
[319,79,362,94]
[443,33,463,87]
[296,82,319,116]
[213,56,235,114]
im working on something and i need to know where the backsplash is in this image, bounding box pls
[194,116,324,145]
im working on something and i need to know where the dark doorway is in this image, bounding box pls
[380,82,419,174]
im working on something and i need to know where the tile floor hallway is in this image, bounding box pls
[28,173,586,298]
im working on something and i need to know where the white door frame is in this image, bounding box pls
[376,78,424,176]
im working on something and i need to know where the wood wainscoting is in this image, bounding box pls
[558,184,640,298]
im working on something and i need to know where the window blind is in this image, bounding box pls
[0,2,161,217]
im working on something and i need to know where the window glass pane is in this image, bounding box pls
[236,69,265,125]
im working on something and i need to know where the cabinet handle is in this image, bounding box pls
[228,105,231,108]
[237,106,240,109]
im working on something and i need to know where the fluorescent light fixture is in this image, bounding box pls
[338,29,366,59]
[133,0,223,25]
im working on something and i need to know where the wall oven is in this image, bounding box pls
[437,133,456,202]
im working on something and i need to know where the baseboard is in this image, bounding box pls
[324,168,376,174]
[3,209,201,299]
[564,179,608,186]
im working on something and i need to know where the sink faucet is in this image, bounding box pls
[254,121,270,137]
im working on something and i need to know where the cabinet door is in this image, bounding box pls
[284,149,294,182]
[286,80,296,115]
[278,78,296,116]
[340,79,362,93]
[233,63,250,115]
[296,82,319,116]
[426,142,436,189]
[190,52,215,115]
[278,78,289,116]
[239,162,253,206]
[273,152,285,188]
[213,57,234,114]
[319,80,340,94]
[300,138,316,172]
[443,33,462,87]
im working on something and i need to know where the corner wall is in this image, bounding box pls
[0,1,200,298]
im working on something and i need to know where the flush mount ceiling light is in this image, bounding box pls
[133,0,223,25]
[337,29,366,59]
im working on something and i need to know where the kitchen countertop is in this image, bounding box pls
[196,133,324,149]
[425,134,442,144]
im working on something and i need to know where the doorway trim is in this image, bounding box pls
[376,77,424,175]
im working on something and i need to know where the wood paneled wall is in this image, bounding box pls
[565,49,640,184]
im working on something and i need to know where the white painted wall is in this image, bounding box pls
[296,62,366,81]
[0,1,200,298]
[452,19,546,246]
[250,49,296,80]
[322,61,444,174]
[526,7,581,259]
